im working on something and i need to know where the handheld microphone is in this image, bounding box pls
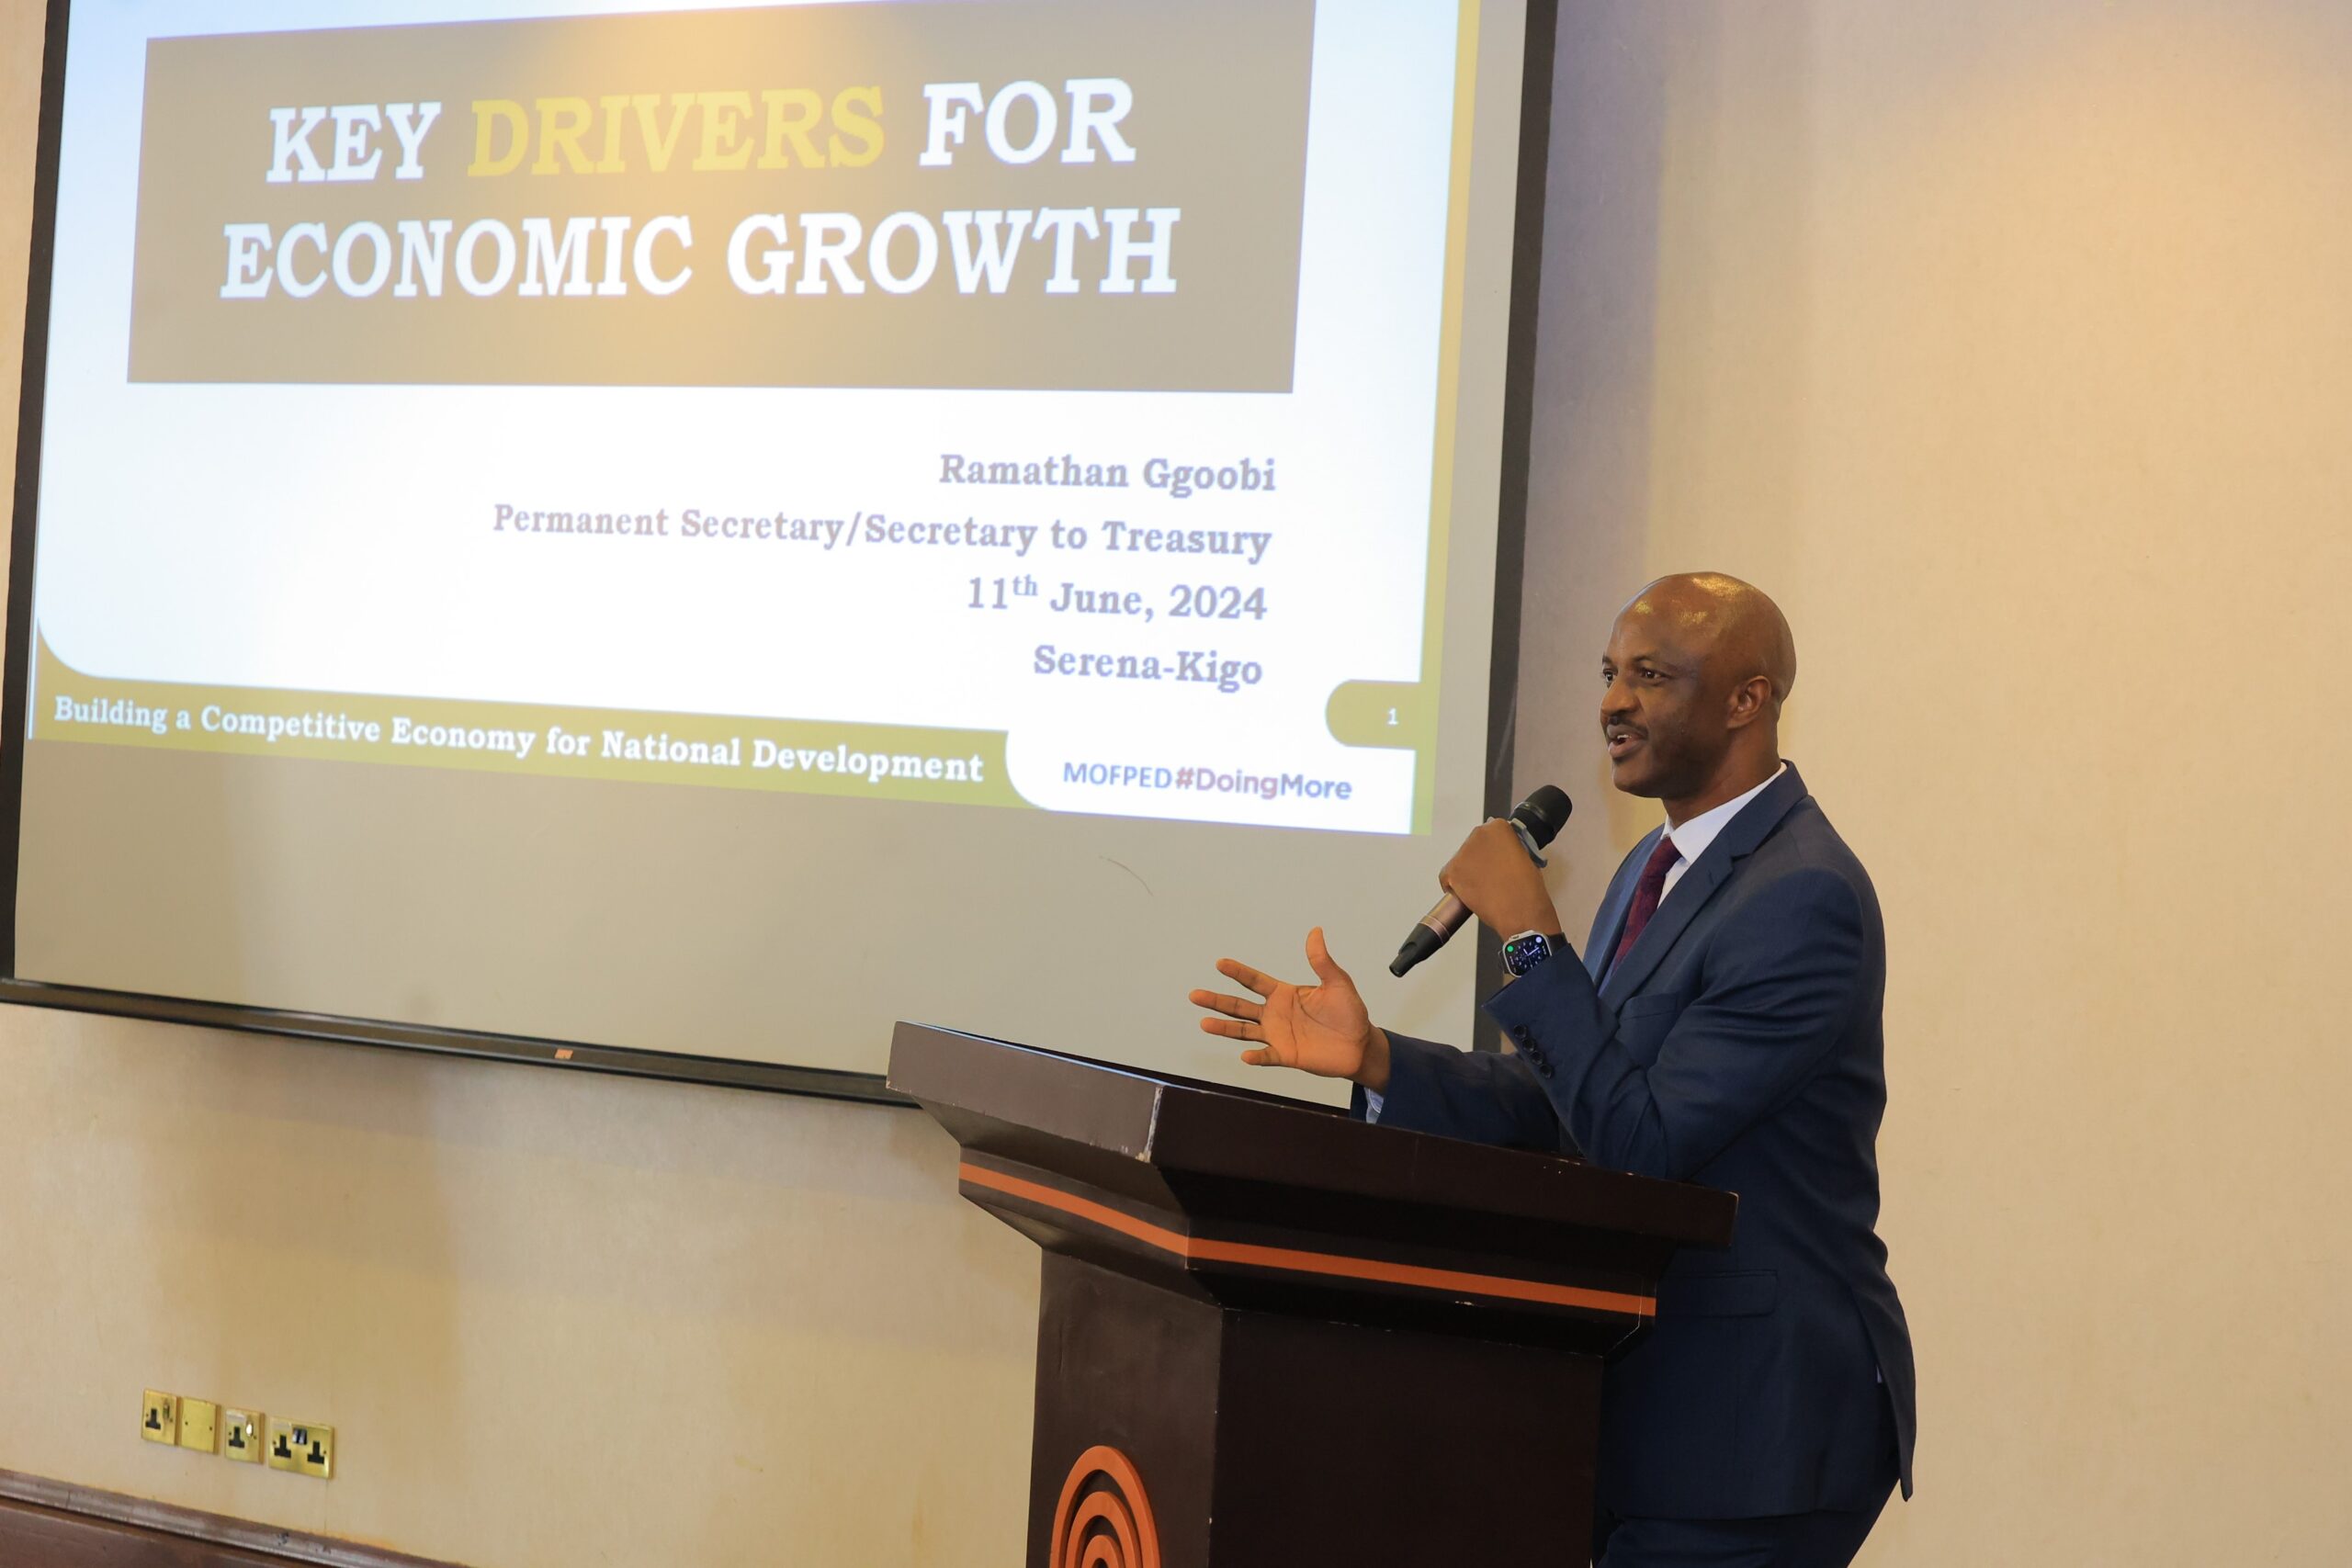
[1389,785,1573,977]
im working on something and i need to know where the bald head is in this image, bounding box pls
[1622,572,1797,713]
[1600,573,1796,818]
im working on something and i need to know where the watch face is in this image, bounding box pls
[1503,934,1552,975]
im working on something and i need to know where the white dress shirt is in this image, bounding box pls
[1363,763,1789,1122]
[1651,761,1788,909]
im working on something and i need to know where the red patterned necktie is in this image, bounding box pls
[1611,831,1685,970]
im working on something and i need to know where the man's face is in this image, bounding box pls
[1599,604,1730,800]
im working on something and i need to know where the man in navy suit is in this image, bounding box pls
[1191,573,1914,1568]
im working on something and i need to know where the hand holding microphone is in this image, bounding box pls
[1390,785,1573,976]
[1187,784,1571,1093]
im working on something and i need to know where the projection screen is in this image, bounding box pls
[3,0,1552,1096]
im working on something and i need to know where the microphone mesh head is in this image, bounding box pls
[1511,785,1575,848]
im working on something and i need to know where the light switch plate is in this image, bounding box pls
[140,1391,178,1445]
[266,1416,334,1480]
[176,1397,220,1455]
[221,1408,264,1463]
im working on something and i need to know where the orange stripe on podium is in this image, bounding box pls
[959,1161,1655,1319]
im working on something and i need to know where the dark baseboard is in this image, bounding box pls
[0,1472,468,1568]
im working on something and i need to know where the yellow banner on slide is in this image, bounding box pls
[29,636,1030,808]
[126,0,1317,391]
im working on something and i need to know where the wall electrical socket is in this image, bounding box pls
[140,1391,179,1445]
[266,1417,334,1480]
[221,1408,264,1463]
[176,1397,220,1455]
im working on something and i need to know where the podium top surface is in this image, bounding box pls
[889,1021,1734,1249]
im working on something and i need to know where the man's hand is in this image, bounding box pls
[1441,818,1563,939]
[1189,927,1392,1092]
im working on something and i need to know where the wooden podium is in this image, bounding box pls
[889,1023,1736,1568]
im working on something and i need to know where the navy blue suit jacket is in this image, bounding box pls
[1368,765,1915,1519]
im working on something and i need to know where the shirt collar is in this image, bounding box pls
[1662,761,1788,867]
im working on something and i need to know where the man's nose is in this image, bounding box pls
[1600,676,1636,721]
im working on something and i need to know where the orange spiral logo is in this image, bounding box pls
[1048,1444,1161,1568]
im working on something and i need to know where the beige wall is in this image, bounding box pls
[1519,4,2352,1563]
[5,2,2350,1564]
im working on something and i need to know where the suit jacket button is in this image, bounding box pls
[1538,1063,1555,1078]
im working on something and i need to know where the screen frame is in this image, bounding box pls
[0,0,1559,1104]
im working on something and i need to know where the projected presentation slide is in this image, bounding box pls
[10,0,1532,1078]
[28,0,1475,837]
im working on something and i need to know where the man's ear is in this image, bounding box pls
[1724,673,1773,730]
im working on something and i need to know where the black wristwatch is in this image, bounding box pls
[1501,930,1565,977]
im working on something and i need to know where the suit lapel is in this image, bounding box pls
[1585,830,1659,982]
[1599,765,1812,1004]
[1600,854,1726,1003]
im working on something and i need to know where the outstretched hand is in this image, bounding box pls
[1188,927,1392,1092]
